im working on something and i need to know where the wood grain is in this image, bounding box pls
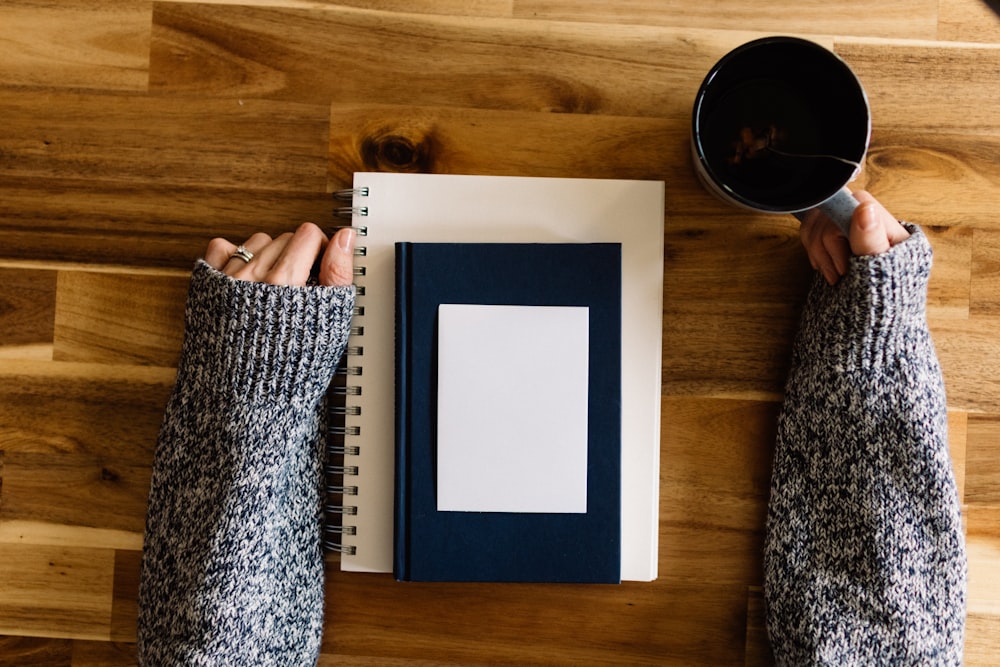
[972,229,1000,315]
[0,269,56,349]
[515,0,939,40]
[150,3,763,116]
[0,1,151,92]
[53,271,188,367]
[966,414,1000,505]
[325,570,750,665]
[938,0,1000,43]
[661,397,777,584]
[0,91,333,268]
[1,0,998,664]
[836,41,1000,137]
[327,104,675,184]
[0,544,115,640]
[0,635,73,666]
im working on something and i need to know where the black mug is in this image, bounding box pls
[691,36,870,235]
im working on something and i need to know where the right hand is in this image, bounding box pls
[799,190,911,285]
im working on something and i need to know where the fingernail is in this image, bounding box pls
[335,227,356,252]
[856,202,879,230]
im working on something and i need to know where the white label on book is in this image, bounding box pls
[437,304,590,514]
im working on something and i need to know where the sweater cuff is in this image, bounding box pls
[176,261,356,402]
[796,224,933,371]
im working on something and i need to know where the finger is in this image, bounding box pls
[263,222,328,286]
[319,227,356,287]
[822,231,851,281]
[805,230,840,285]
[851,190,911,251]
[222,232,272,277]
[814,246,841,285]
[204,237,238,270]
[235,232,294,283]
[849,200,892,256]
[800,208,848,284]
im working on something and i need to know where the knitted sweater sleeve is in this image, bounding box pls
[137,261,355,666]
[764,226,967,665]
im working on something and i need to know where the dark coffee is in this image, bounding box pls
[692,37,869,215]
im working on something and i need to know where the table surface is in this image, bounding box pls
[1,1,999,664]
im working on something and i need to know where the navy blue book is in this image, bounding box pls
[394,242,622,583]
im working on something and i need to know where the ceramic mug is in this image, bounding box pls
[691,36,870,235]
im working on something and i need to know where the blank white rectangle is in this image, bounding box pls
[436,304,590,514]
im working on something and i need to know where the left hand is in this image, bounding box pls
[204,223,356,287]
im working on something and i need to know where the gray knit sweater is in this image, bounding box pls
[137,261,354,666]
[138,232,966,665]
[765,226,967,664]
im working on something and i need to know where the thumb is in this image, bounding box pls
[849,201,892,257]
[319,227,356,287]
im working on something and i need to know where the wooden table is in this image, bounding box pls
[2,1,999,664]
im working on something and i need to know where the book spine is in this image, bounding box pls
[393,241,411,580]
[322,187,369,555]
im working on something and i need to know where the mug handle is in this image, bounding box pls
[793,187,858,237]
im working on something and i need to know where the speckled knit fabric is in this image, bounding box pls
[764,226,967,665]
[138,261,354,666]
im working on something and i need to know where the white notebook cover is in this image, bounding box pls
[339,172,664,582]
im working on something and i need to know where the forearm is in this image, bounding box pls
[138,262,354,666]
[765,227,967,665]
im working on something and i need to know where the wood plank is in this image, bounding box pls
[966,611,1000,667]
[1,454,151,539]
[324,569,749,665]
[0,91,330,192]
[0,90,334,267]
[966,524,1000,615]
[70,639,137,667]
[924,226,974,319]
[0,268,57,349]
[327,103,675,184]
[150,2,767,116]
[932,318,1000,413]
[938,0,1000,43]
[164,0,513,16]
[0,359,173,458]
[54,271,188,367]
[0,177,336,269]
[972,229,1000,315]
[0,544,115,640]
[514,0,938,40]
[0,1,151,91]
[0,521,142,552]
[0,360,169,547]
[965,413,1000,505]
[836,40,1000,136]
[663,216,808,397]
[661,397,778,585]
[967,506,1000,537]
[110,550,140,644]
[0,635,72,667]
[861,132,1000,231]
[950,409,970,503]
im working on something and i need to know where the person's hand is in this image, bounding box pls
[204,223,356,287]
[799,190,911,285]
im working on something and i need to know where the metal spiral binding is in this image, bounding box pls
[324,185,368,556]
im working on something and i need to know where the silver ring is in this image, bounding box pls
[231,245,254,263]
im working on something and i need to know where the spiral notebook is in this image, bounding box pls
[326,172,664,582]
